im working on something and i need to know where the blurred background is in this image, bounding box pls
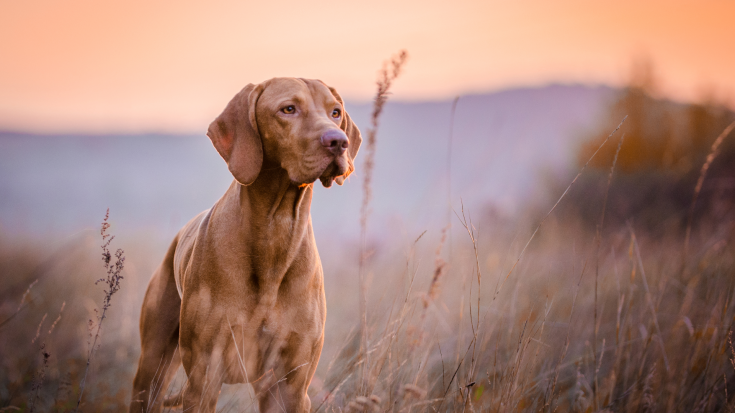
[2,1,735,411]
[2,0,734,241]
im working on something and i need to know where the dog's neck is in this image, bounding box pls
[240,166,312,223]
[219,165,314,286]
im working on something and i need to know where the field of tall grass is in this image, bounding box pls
[2,181,735,412]
[2,60,735,412]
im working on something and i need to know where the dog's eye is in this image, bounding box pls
[282,105,296,114]
[331,108,341,119]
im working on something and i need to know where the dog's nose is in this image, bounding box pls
[320,129,349,156]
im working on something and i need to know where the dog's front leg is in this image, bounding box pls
[181,344,226,413]
[252,333,323,413]
[179,298,229,412]
[254,367,313,413]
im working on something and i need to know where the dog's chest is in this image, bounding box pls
[254,207,311,274]
[218,293,324,385]
[264,214,295,249]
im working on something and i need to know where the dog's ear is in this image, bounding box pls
[324,84,362,186]
[207,83,265,186]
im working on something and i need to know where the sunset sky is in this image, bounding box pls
[1,0,733,133]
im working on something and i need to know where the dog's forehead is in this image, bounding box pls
[261,78,336,106]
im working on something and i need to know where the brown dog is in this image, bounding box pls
[129,78,361,413]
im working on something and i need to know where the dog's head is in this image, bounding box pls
[207,78,362,188]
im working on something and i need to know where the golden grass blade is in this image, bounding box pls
[683,120,735,259]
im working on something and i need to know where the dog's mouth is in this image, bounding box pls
[288,152,351,188]
[318,155,351,188]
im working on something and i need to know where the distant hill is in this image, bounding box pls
[0,84,615,244]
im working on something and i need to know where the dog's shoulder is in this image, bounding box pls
[172,208,212,297]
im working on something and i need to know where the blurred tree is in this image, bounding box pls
[564,58,735,233]
[580,58,734,175]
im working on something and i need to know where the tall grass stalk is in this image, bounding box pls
[358,50,408,395]
[629,228,670,372]
[455,201,482,401]
[593,132,626,409]
[447,96,460,262]
[74,209,125,411]
[683,120,735,260]
[0,279,38,331]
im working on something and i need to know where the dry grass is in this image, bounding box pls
[684,120,735,258]
[311,219,735,412]
[75,209,125,411]
[0,211,132,412]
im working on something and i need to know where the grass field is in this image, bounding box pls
[1,190,734,412]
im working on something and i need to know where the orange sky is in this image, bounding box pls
[1,0,734,133]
